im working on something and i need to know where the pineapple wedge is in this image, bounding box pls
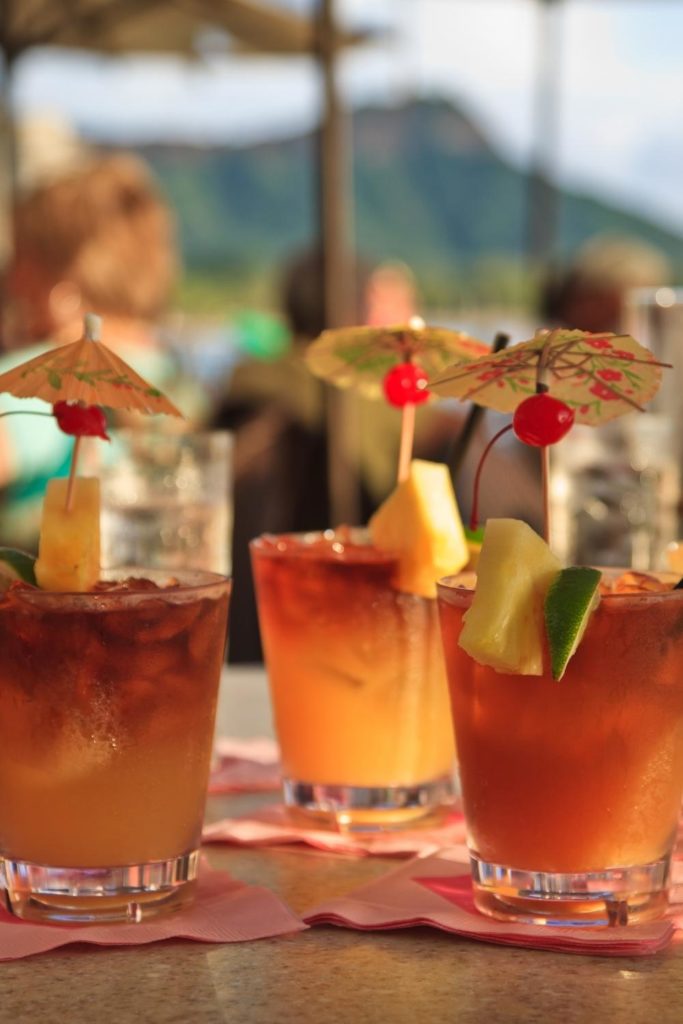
[369,459,468,598]
[459,518,561,675]
[35,478,101,592]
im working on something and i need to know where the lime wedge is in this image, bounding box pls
[0,547,37,589]
[544,567,601,680]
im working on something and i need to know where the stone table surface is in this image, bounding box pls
[2,667,683,1024]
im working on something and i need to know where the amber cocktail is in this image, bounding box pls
[0,568,230,922]
[251,531,455,830]
[437,572,683,925]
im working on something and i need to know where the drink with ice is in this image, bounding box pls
[101,497,230,574]
[438,564,683,923]
[0,314,231,922]
[252,530,454,828]
[0,568,229,920]
[428,328,681,925]
[100,429,232,575]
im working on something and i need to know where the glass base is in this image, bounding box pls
[471,852,671,926]
[2,851,199,923]
[282,775,454,832]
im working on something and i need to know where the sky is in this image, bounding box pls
[6,0,683,232]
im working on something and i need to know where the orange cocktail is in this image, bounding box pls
[0,568,230,922]
[437,572,683,924]
[251,531,455,829]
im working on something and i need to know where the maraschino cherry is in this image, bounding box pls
[512,392,574,447]
[383,362,430,407]
[53,401,110,441]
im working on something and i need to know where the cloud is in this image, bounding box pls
[7,0,683,229]
[13,50,319,143]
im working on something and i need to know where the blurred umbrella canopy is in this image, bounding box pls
[0,0,368,60]
[0,0,366,323]
[0,0,369,522]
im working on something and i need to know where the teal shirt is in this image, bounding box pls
[0,340,199,552]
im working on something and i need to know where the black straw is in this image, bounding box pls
[447,331,510,481]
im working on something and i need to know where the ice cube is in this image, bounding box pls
[15,722,118,789]
[611,572,672,594]
[187,598,226,664]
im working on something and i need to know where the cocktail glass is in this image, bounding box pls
[0,568,230,923]
[437,571,683,926]
[100,429,233,577]
[251,529,455,830]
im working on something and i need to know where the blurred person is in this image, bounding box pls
[365,260,418,326]
[213,247,364,663]
[0,142,205,549]
[540,233,672,334]
[6,150,177,349]
[539,234,674,568]
[214,247,457,663]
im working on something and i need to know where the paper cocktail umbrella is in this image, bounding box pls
[0,314,181,417]
[428,328,666,424]
[0,313,182,507]
[428,328,670,538]
[306,318,489,482]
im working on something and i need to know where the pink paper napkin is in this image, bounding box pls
[203,805,467,857]
[303,844,683,956]
[0,860,305,961]
[209,737,281,794]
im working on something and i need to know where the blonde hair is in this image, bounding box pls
[13,154,178,321]
[572,234,671,290]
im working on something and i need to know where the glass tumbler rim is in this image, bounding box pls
[0,566,231,610]
[436,567,683,606]
[249,528,383,564]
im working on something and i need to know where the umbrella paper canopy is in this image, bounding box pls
[306,321,490,400]
[429,329,667,426]
[0,317,181,417]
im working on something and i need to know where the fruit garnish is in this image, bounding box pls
[465,541,482,571]
[459,518,561,675]
[34,478,100,592]
[0,547,37,590]
[0,314,183,596]
[382,363,430,407]
[464,391,576,532]
[610,571,671,594]
[53,401,109,441]
[369,459,468,598]
[428,329,669,539]
[305,322,488,485]
[512,393,574,447]
[666,542,683,575]
[544,567,601,680]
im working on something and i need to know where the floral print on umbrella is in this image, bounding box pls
[428,329,668,426]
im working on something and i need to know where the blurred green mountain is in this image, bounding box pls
[134,97,683,310]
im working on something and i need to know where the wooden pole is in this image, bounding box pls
[317,0,360,525]
[526,0,563,271]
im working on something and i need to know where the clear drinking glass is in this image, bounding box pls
[437,571,683,926]
[251,529,455,831]
[549,287,683,570]
[549,418,680,571]
[100,429,232,576]
[0,568,230,922]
